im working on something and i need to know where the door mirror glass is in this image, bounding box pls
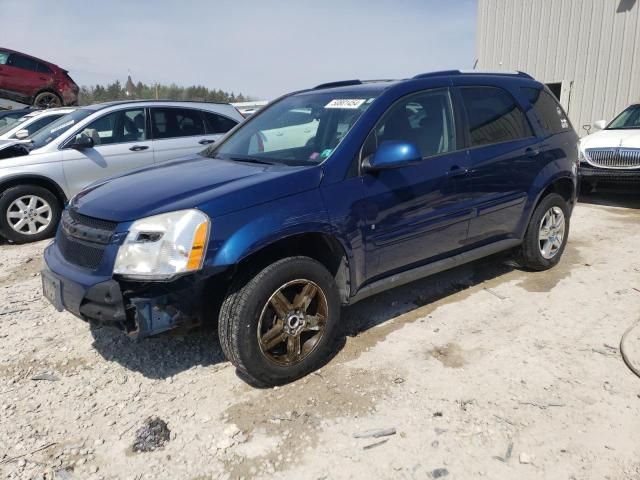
[363,140,422,172]
[14,129,29,140]
[593,120,607,130]
[69,134,94,149]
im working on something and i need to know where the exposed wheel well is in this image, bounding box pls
[235,233,351,303]
[0,177,67,207]
[540,177,574,206]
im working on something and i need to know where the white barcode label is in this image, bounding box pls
[325,99,366,109]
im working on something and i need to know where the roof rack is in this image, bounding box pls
[314,80,362,90]
[413,70,533,80]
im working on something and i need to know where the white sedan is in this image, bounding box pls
[578,103,640,191]
[0,107,76,140]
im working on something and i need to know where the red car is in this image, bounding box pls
[0,48,79,108]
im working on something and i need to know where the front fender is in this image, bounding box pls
[207,188,332,268]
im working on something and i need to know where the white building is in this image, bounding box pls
[476,0,640,135]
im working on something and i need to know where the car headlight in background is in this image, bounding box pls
[114,209,210,280]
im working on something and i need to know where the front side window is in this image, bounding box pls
[522,87,570,134]
[206,90,379,165]
[74,108,147,145]
[152,108,205,139]
[607,105,640,130]
[7,54,39,72]
[363,89,456,160]
[460,86,533,146]
[0,51,8,65]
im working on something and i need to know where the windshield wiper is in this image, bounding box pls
[229,156,276,165]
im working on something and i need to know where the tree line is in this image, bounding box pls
[78,80,250,105]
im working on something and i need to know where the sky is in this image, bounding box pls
[1,0,477,100]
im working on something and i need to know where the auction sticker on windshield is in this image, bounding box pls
[325,99,366,109]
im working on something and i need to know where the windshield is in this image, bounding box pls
[204,90,379,165]
[607,105,640,130]
[0,114,31,136]
[29,108,94,149]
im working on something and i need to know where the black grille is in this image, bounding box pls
[57,231,106,269]
[68,209,117,232]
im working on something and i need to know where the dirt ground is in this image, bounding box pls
[1,192,640,480]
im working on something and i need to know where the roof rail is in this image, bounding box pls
[314,80,362,89]
[413,70,533,80]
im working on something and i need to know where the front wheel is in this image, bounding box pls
[0,185,61,243]
[517,193,570,271]
[218,257,341,386]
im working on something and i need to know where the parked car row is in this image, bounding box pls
[37,70,579,385]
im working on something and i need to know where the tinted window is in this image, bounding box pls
[203,111,237,134]
[7,54,39,72]
[152,108,205,139]
[365,89,456,159]
[37,62,53,74]
[75,109,146,145]
[522,87,570,134]
[19,114,63,137]
[0,51,8,65]
[460,86,532,146]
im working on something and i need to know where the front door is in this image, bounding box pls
[360,88,474,280]
[62,107,154,197]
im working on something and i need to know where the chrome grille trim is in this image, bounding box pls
[586,148,640,169]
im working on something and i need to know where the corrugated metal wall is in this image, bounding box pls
[476,0,640,135]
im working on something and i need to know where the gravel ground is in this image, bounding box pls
[1,193,640,480]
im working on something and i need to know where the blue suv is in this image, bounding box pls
[42,71,578,385]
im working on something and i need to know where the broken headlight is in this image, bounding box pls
[114,209,210,280]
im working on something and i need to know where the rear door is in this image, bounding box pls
[150,107,217,162]
[61,107,154,196]
[455,84,540,245]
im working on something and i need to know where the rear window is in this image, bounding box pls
[522,87,570,134]
[460,86,533,146]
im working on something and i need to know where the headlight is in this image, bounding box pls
[577,145,589,163]
[114,209,210,280]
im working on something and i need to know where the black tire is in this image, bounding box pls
[33,91,62,109]
[517,193,570,271]
[0,185,61,243]
[218,256,341,386]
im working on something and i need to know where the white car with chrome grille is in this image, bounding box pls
[579,103,640,192]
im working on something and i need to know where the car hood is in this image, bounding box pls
[580,129,640,149]
[72,155,324,222]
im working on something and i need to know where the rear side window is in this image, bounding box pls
[152,108,206,139]
[37,62,53,74]
[7,54,40,72]
[522,87,570,134]
[460,86,533,146]
[203,111,237,134]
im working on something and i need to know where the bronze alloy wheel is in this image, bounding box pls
[257,279,328,366]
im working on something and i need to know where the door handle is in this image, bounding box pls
[526,147,540,157]
[129,145,149,151]
[198,139,215,145]
[447,165,469,177]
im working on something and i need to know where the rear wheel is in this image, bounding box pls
[0,185,61,243]
[517,193,569,271]
[218,257,340,386]
[33,91,62,109]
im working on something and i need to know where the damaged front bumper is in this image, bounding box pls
[43,243,208,339]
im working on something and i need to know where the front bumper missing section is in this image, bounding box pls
[78,279,201,339]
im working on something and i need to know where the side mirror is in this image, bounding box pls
[69,135,94,150]
[14,129,29,140]
[593,120,607,130]
[362,141,422,172]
